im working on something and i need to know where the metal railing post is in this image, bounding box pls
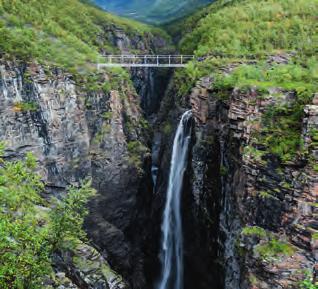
[157,55,159,66]
[169,55,171,65]
[181,55,183,65]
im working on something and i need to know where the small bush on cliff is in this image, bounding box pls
[127,140,149,171]
[255,238,294,260]
[300,272,318,289]
[242,226,267,239]
[13,101,39,112]
[49,181,95,251]
[0,145,95,289]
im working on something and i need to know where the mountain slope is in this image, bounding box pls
[180,0,318,56]
[0,0,166,71]
[166,0,318,288]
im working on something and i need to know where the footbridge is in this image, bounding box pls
[97,55,198,69]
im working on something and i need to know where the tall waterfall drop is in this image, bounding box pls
[157,110,193,289]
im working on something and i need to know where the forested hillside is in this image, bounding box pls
[0,0,164,70]
[174,0,318,163]
[0,0,317,289]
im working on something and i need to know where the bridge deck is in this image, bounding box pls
[97,55,196,69]
[98,63,186,68]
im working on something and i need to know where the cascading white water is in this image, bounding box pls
[157,110,193,289]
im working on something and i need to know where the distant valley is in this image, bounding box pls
[93,0,212,24]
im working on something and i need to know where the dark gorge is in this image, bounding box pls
[0,1,317,289]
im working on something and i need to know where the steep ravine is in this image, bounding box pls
[0,24,174,288]
[152,71,317,289]
[2,56,317,289]
[1,13,317,289]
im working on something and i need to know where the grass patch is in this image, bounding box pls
[127,141,149,171]
[255,238,294,260]
[0,0,167,72]
[242,226,267,239]
[13,101,39,112]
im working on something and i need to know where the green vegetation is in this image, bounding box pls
[255,238,294,260]
[13,101,39,112]
[0,143,95,289]
[174,0,318,164]
[300,272,318,289]
[312,232,318,241]
[180,0,318,57]
[162,121,173,136]
[241,226,295,261]
[242,226,267,239]
[0,0,165,72]
[220,165,228,176]
[49,182,95,251]
[127,140,149,171]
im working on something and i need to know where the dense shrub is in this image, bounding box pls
[0,144,95,289]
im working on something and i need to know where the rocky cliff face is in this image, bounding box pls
[0,59,145,288]
[0,25,170,288]
[149,57,317,289]
[186,76,317,289]
[1,21,316,289]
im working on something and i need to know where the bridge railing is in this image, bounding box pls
[98,55,196,68]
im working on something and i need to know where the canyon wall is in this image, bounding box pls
[152,71,317,288]
[0,26,170,288]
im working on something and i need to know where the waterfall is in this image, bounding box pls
[157,110,193,289]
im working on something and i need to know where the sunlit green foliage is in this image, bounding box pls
[255,238,294,260]
[259,103,305,163]
[242,226,267,239]
[0,145,95,289]
[0,0,165,71]
[49,182,95,252]
[180,0,318,57]
[0,150,49,289]
[13,101,39,112]
[175,0,318,164]
[301,272,318,289]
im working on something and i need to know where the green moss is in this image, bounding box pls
[162,122,173,136]
[255,238,295,260]
[102,112,113,121]
[127,141,148,170]
[310,129,318,143]
[13,101,39,112]
[259,191,278,199]
[248,273,258,286]
[243,145,265,164]
[220,165,228,176]
[92,124,111,145]
[242,226,267,239]
[300,271,318,289]
[259,102,305,163]
[312,232,318,241]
